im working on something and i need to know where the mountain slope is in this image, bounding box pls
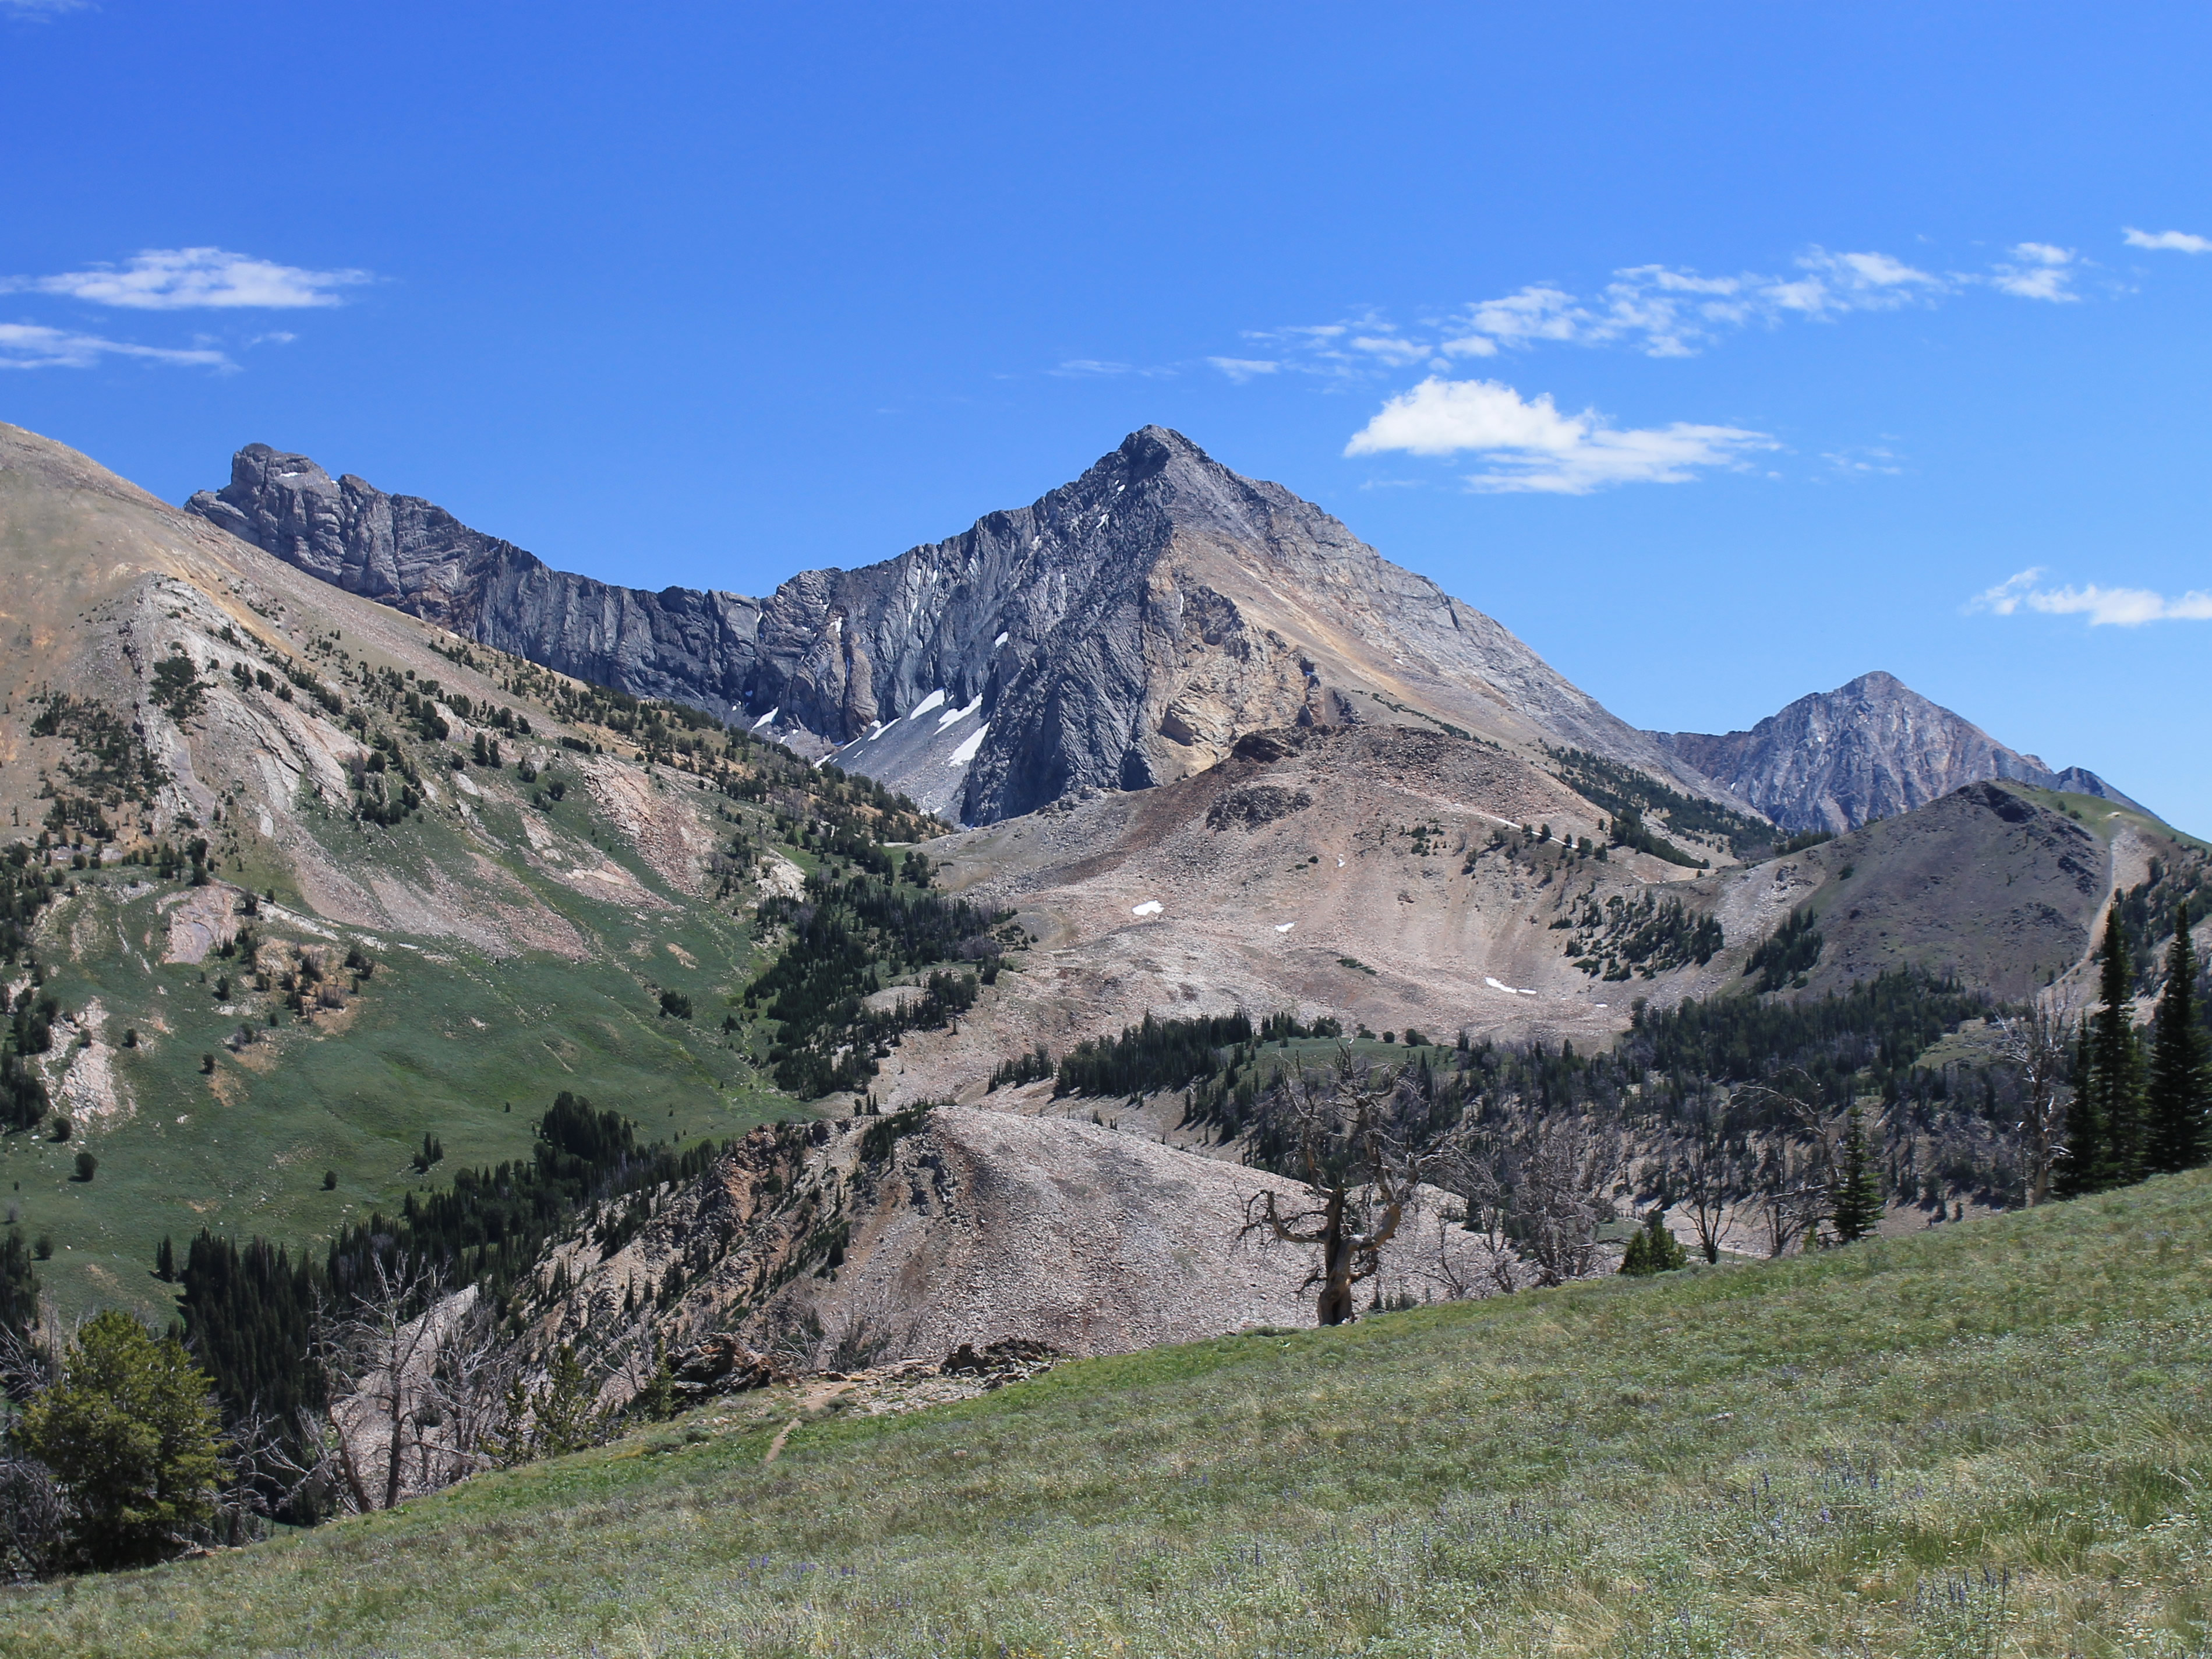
[188,429,1734,825]
[14,1166,2210,1657]
[0,421,925,1320]
[1652,669,2147,834]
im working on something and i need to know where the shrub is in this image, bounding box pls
[659,990,694,1021]
[322,1170,338,1191]
[73,1151,98,1183]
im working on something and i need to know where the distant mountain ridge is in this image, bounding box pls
[188,430,1729,825]
[1650,670,2147,834]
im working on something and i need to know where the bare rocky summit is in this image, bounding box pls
[1651,670,2145,834]
[189,429,1726,824]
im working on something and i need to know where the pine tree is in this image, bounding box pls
[1830,1102,1885,1243]
[2146,903,2211,1174]
[1619,1209,1686,1275]
[2090,905,2147,1185]
[0,1227,38,1350]
[17,1309,225,1568]
[1618,1224,1653,1276]
[2055,1013,2104,1198]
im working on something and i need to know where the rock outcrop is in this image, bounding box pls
[1651,671,2147,834]
[189,429,1729,824]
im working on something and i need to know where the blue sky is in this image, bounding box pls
[5,2,2209,831]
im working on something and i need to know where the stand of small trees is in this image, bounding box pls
[2058,903,2210,1195]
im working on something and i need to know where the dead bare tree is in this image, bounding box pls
[1241,1048,1453,1325]
[1458,1113,1623,1288]
[310,1256,508,1513]
[1735,1074,1844,1256]
[1995,991,2077,1205]
[1670,1103,1744,1264]
[1749,1142,1827,1258]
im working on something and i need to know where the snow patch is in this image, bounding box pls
[1131,899,1163,917]
[936,696,983,732]
[1274,922,1295,933]
[1485,976,1537,996]
[907,689,948,719]
[945,723,988,768]
[751,705,780,730]
[993,631,1009,648]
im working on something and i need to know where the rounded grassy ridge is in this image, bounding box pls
[8,1167,2211,1657]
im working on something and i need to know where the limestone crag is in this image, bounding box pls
[1652,670,2146,834]
[190,429,1730,825]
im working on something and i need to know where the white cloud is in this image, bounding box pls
[0,322,229,370]
[1,0,91,16]
[2123,227,2212,254]
[1206,356,1278,383]
[1989,243,2079,302]
[4,247,369,309]
[1972,567,2212,625]
[1344,377,1776,494]
[1348,333,1430,366]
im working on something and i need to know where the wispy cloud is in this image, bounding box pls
[1344,377,1776,494]
[0,323,230,370]
[1049,358,1174,379]
[1990,243,2079,302]
[1972,567,2212,625]
[1,0,91,17]
[2123,227,2211,254]
[1240,241,2091,378]
[3,247,370,309]
[1205,356,1278,383]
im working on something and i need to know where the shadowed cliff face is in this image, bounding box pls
[1651,670,2146,835]
[189,428,1727,825]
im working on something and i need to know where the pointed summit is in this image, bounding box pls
[189,428,1729,824]
[1652,671,2147,833]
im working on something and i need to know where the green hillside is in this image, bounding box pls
[9,1171,2207,1657]
[8,781,800,1326]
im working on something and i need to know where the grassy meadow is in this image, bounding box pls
[10,780,801,1324]
[6,1169,2208,1656]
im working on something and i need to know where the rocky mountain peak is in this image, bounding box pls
[188,428,1732,825]
[1651,670,2146,834]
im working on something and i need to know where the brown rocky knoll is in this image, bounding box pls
[527,1106,1501,1394]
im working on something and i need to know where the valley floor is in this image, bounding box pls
[5,1171,2209,1657]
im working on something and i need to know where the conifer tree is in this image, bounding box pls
[1619,1208,1686,1275]
[17,1310,225,1568]
[2146,903,2210,1174]
[0,1227,38,1351]
[1618,1224,1653,1276]
[1830,1102,1885,1243]
[2055,1013,2104,1198]
[2089,905,2146,1185]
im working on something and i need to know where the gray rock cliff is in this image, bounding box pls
[1651,670,2147,834]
